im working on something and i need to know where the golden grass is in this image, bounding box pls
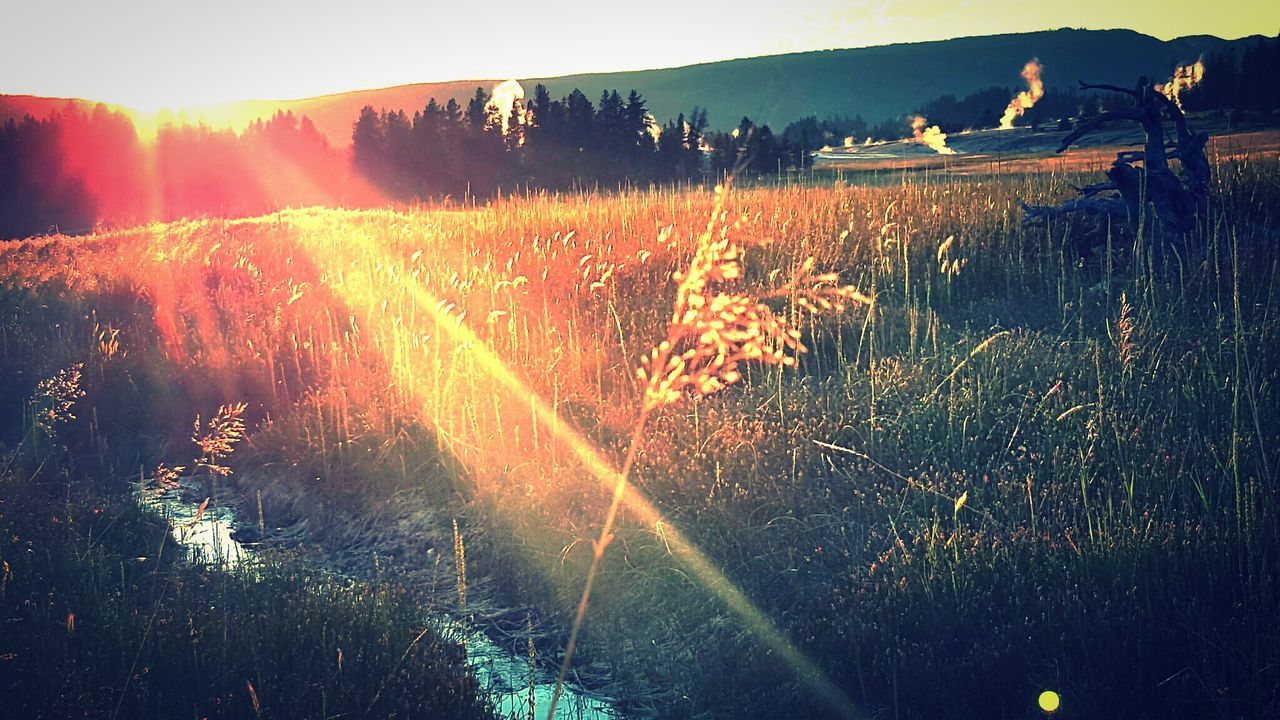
[2,151,1278,718]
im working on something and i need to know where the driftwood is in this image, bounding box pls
[1021,76,1210,237]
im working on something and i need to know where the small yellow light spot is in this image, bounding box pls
[1038,690,1060,713]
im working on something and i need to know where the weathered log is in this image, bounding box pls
[1071,181,1117,196]
[1020,197,1128,224]
[1022,75,1209,238]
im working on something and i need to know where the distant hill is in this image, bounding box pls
[2,28,1266,147]
[529,29,1257,129]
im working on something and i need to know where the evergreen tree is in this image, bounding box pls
[565,89,594,151]
[352,105,387,184]
[466,87,491,132]
[564,89,595,183]
[524,85,564,187]
[1240,35,1280,116]
[753,124,781,174]
[459,87,505,193]
[596,90,627,159]
[656,115,687,181]
[506,97,526,153]
[624,90,654,176]
[412,99,449,194]
[384,109,413,196]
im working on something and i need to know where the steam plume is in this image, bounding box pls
[1155,59,1204,111]
[489,80,525,132]
[911,116,955,155]
[645,114,661,144]
[999,59,1044,130]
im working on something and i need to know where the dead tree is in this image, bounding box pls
[1021,76,1210,238]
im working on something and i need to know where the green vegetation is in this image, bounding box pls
[0,480,493,719]
[1,148,1278,719]
[0,370,492,718]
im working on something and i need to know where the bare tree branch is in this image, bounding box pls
[1057,109,1146,153]
[1022,75,1209,238]
[1077,80,1140,99]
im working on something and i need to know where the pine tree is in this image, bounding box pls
[624,90,654,177]
[506,97,526,153]
[384,109,413,196]
[351,105,387,185]
[466,87,491,133]
[565,90,594,152]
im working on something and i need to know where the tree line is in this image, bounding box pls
[353,85,747,199]
[0,91,864,240]
[3,33,1275,238]
[0,105,371,239]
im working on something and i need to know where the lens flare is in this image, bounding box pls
[291,213,865,720]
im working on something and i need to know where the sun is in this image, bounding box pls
[117,96,184,116]
[109,90,263,143]
[107,79,249,115]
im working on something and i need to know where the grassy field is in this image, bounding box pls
[1,150,1278,719]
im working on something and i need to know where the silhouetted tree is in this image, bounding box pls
[656,115,688,181]
[0,114,97,238]
[352,106,387,185]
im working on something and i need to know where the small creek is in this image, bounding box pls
[134,477,616,720]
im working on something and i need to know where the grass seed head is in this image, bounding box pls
[192,402,247,477]
[640,191,870,412]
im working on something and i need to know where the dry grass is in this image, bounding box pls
[1,151,1278,719]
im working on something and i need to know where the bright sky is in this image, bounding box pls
[1,0,1275,110]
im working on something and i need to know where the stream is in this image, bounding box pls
[134,477,617,720]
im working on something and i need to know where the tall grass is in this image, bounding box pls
[0,387,493,719]
[0,149,1277,718]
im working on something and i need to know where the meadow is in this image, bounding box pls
[1,146,1278,719]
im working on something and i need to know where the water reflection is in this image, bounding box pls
[133,476,616,719]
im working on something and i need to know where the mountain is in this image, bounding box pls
[2,28,1268,147]
[528,29,1256,129]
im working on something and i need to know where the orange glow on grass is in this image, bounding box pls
[0,178,860,718]
[278,211,864,720]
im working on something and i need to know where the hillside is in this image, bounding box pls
[527,28,1255,130]
[2,28,1265,146]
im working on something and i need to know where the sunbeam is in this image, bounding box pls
[289,211,865,719]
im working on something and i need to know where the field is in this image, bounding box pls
[815,126,1280,176]
[2,148,1279,720]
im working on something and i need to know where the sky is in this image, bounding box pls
[1,0,1276,110]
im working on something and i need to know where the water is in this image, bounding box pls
[133,476,616,720]
[458,624,614,720]
[135,480,245,566]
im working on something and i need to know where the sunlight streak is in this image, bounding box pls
[307,220,864,720]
